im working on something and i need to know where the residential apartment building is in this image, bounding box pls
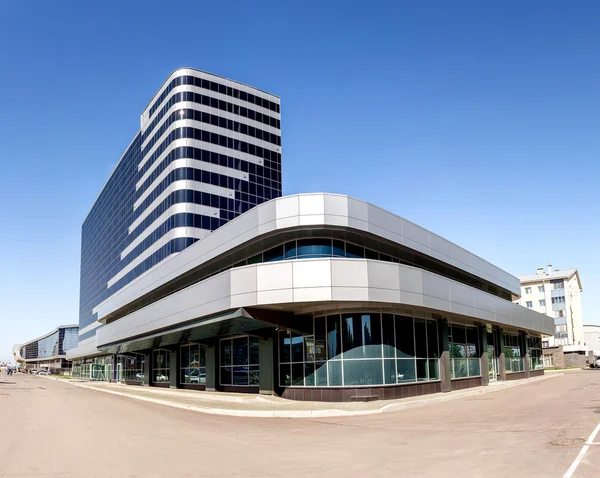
[516,265,584,368]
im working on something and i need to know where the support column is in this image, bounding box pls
[258,337,274,396]
[498,331,507,381]
[142,353,151,386]
[480,326,489,386]
[169,348,178,389]
[438,318,451,392]
[522,332,531,378]
[205,345,217,392]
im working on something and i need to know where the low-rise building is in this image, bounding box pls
[14,325,79,373]
[67,193,553,400]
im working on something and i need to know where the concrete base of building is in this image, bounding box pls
[276,381,444,402]
[451,377,482,390]
[505,371,527,381]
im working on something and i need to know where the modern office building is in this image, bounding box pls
[516,266,585,367]
[69,192,552,401]
[66,68,281,365]
[14,325,79,373]
[67,68,550,400]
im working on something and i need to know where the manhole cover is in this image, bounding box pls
[551,438,586,447]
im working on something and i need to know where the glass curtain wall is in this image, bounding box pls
[279,313,440,387]
[219,237,512,301]
[503,334,524,372]
[71,356,113,380]
[118,353,145,382]
[527,336,543,370]
[449,324,481,378]
[180,344,206,385]
[219,336,259,386]
[153,349,171,383]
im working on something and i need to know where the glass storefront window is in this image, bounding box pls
[504,333,524,372]
[180,344,206,385]
[279,313,440,387]
[528,336,543,370]
[119,353,144,382]
[153,349,170,383]
[449,324,481,379]
[219,336,259,386]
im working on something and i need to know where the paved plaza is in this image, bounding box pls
[1,370,600,477]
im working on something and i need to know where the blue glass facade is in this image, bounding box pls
[78,69,281,336]
[20,327,79,360]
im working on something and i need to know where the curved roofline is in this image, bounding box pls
[18,324,79,349]
[82,68,279,226]
[94,193,521,322]
[95,258,553,349]
[141,67,280,115]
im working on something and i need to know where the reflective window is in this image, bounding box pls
[504,333,524,372]
[279,313,439,387]
[180,344,206,385]
[152,349,170,383]
[528,336,543,370]
[220,336,259,386]
[342,313,382,359]
[118,353,144,382]
[449,324,480,378]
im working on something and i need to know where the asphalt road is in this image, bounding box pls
[1,371,600,477]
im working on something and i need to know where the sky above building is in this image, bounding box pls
[1,1,599,360]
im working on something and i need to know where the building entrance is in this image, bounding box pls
[488,345,498,382]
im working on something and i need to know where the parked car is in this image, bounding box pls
[37,370,50,375]
[136,372,144,380]
[187,368,206,384]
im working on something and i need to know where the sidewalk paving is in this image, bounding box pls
[40,373,560,418]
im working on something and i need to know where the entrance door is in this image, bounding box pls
[116,363,122,384]
[488,345,498,382]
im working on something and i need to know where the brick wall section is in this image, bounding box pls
[544,346,588,368]
[544,346,565,368]
[564,352,588,368]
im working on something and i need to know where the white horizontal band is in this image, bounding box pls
[135,157,247,208]
[146,83,280,127]
[140,117,280,171]
[136,138,269,187]
[123,202,218,259]
[108,227,208,288]
[142,100,280,150]
[131,180,234,232]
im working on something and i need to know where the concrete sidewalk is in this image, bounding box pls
[39,372,561,418]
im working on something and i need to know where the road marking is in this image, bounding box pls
[563,421,600,478]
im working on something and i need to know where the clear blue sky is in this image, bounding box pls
[1,1,599,360]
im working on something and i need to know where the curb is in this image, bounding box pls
[39,372,562,418]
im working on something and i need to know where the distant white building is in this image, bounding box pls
[516,265,583,348]
[584,325,600,357]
